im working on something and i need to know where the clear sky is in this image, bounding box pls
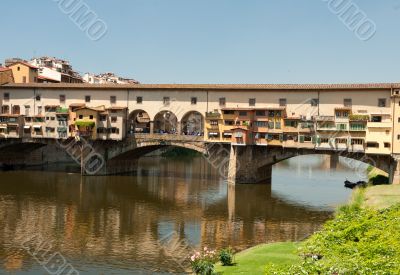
[1,0,399,84]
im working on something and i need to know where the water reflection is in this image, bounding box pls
[0,155,356,273]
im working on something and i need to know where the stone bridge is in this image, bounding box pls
[0,134,399,184]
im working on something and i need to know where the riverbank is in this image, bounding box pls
[216,184,400,274]
[215,242,300,274]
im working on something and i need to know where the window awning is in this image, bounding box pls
[0,126,6,129]
[223,132,233,136]
[234,132,243,138]
[208,132,219,136]
[33,125,42,129]
[24,126,31,129]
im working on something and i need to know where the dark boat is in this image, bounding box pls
[344,180,367,189]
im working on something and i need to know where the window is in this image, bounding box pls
[371,116,382,122]
[275,122,281,129]
[163,97,170,106]
[36,95,41,101]
[79,115,83,119]
[12,105,20,115]
[59,95,66,104]
[398,135,400,140]
[378,98,386,107]
[224,120,234,126]
[268,121,274,129]
[254,121,268,127]
[219,97,226,106]
[268,110,275,117]
[249,98,256,106]
[85,96,91,103]
[284,120,298,128]
[46,117,50,121]
[37,106,42,115]
[210,120,218,126]
[279,98,287,107]
[351,139,364,145]
[137,96,143,104]
[24,105,30,116]
[110,96,117,104]
[311,98,319,107]
[17,66,20,71]
[89,115,94,119]
[344,98,352,107]
[239,111,247,116]
[336,123,347,131]
[22,76,26,83]
[191,97,197,105]
[1,105,9,114]
[111,117,117,123]
[223,110,234,115]
[110,127,119,134]
[366,142,379,148]
[4,93,9,101]
[384,142,391,148]
[255,110,266,116]
[100,115,107,121]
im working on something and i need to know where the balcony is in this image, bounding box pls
[367,122,392,128]
[335,117,350,123]
[206,112,221,119]
[349,124,367,131]
[315,116,335,121]
[349,114,369,122]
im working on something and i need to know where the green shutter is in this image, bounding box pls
[299,135,305,143]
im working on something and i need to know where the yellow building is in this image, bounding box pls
[74,106,105,140]
[0,67,14,84]
[7,62,38,83]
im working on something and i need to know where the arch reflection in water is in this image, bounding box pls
[0,155,351,273]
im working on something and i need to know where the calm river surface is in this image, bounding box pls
[0,155,365,274]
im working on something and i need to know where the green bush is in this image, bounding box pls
[219,247,235,266]
[266,204,400,274]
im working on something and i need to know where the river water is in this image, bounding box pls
[0,155,364,274]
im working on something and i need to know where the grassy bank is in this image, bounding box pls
[215,242,300,274]
[216,184,400,275]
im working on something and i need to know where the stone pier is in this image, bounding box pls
[228,145,272,184]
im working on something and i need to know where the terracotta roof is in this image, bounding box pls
[107,106,128,110]
[7,62,38,70]
[0,67,11,72]
[1,83,400,91]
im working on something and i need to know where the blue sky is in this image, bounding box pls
[1,0,399,83]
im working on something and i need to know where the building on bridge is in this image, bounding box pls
[1,83,400,183]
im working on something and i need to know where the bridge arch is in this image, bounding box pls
[153,111,178,134]
[127,109,151,134]
[181,111,204,136]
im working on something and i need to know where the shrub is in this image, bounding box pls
[219,247,234,266]
[266,204,400,274]
[190,247,218,275]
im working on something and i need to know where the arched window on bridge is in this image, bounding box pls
[181,111,204,136]
[127,110,150,134]
[154,111,178,134]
